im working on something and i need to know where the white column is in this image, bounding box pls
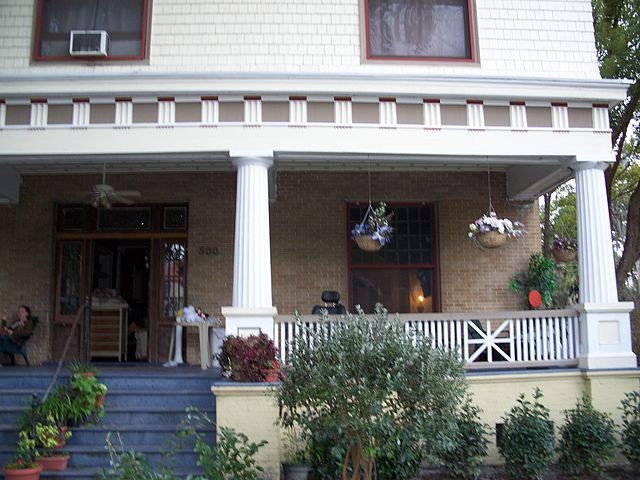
[221,151,277,338]
[574,161,636,369]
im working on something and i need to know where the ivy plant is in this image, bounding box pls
[557,393,616,479]
[277,304,468,480]
[509,253,558,308]
[498,388,554,480]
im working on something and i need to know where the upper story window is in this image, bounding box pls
[364,0,474,62]
[34,0,150,61]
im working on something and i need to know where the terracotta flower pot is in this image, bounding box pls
[3,463,43,480]
[54,426,68,449]
[36,454,69,471]
[94,394,105,409]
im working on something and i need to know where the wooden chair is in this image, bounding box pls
[1,316,39,366]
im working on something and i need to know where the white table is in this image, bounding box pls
[167,319,221,369]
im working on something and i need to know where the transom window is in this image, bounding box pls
[364,0,474,61]
[349,203,439,313]
[34,0,150,61]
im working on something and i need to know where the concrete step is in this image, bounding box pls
[104,390,215,409]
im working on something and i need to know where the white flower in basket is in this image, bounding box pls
[469,211,524,248]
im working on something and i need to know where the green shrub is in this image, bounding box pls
[438,396,489,480]
[100,432,173,480]
[509,253,558,308]
[277,304,468,480]
[557,393,616,479]
[498,388,554,480]
[183,407,267,480]
[621,390,640,469]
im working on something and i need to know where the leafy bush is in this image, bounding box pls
[621,390,640,469]
[509,253,558,308]
[277,304,468,480]
[218,333,278,382]
[498,388,554,480]
[557,393,616,479]
[437,396,489,480]
[101,432,172,480]
[182,408,267,480]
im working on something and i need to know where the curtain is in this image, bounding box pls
[368,0,470,58]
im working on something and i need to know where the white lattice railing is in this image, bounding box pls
[274,309,581,369]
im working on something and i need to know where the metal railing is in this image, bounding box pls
[275,309,581,369]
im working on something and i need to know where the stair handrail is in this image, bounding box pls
[42,297,90,402]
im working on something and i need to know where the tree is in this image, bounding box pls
[592,0,640,293]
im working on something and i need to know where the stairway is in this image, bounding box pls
[0,365,218,479]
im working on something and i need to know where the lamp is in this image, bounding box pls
[417,295,424,313]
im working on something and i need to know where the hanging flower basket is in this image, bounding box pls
[468,211,524,249]
[477,231,508,249]
[354,234,384,252]
[351,203,393,252]
[552,236,577,262]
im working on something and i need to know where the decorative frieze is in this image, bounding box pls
[0,100,5,127]
[244,96,262,125]
[334,97,352,125]
[115,98,133,126]
[158,97,176,125]
[289,96,307,125]
[551,103,569,130]
[30,99,48,128]
[592,104,610,131]
[509,102,527,129]
[423,100,441,128]
[72,98,90,127]
[379,98,397,126]
[201,96,219,125]
[466,101,485,129]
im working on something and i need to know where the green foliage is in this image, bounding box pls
[509,254,558,308]
[437,396,490,480]
[4,430,38,470]
[66,370,108,425]
[100,432,173,480]
[557,393,616,479]
[183,408,267,480]
[32,414,72,457]
[621,390,640,469]
[498,388,555,480]
[277,304,468,480]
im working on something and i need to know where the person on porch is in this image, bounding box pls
[0,304,34,366]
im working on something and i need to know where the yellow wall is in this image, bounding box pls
[212,370,640,476]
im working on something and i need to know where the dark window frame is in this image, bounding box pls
[347,202,440,313]
[363,0,476,63]
[33,0,152,62]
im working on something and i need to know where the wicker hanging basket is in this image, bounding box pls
[477,231,507,249]
[355,234,383,252]
[552,247,577,262]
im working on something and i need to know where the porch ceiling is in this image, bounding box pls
[0,150,572,202]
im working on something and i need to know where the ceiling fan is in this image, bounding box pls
[89,163,141,208]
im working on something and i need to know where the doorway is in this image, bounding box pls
[92,240,150,361]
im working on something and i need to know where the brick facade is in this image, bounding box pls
[0,169,538,365]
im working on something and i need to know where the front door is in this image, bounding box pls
[52,204,188,362]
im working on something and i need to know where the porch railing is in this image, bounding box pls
[274,309,581,369]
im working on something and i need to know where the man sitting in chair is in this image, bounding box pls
[0,305,35,366]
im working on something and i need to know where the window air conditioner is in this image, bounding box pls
[69,30,109,56]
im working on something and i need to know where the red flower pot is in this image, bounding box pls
[36,454,70,471]
[3,463,43,480]
[54,426,68,449]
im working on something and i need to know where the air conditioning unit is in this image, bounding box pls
[69,30,109,56]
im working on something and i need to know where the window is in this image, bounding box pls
[349,204,438,313]
[364,0,474,61]
[34,0,150,61]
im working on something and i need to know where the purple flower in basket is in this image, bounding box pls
[352,203,393,246]
[553,235,577,251]
[468,211,524,240]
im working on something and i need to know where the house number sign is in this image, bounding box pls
[199,246,219,256]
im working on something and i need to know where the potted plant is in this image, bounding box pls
[33,416,71,471]
[3,431,42,480]
[218,333,279,382]
[281,428,311,480]
[67,368,108,425]
[510,253,558,309]
[69,361,98,377]
[351,202,393,252]
[468,210,524,248]
[552,235,577,262]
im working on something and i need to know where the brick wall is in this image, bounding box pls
[0,0,599,78]
[0,169,539,365]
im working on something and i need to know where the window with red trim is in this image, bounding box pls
[364,0,474,61]
[348,203,439,313]
[34,0,150,61]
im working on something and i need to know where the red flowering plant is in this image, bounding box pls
[218,333,280,382]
